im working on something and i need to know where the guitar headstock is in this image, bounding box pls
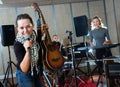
[32,2,46,24]
[32,3,41,14]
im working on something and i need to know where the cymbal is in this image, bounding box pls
[77,47,88,51]
[66,43,79,48]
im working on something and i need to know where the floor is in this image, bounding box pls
[52,58,120,87]
[1,57,120,87]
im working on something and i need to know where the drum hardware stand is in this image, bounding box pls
[90,57,105,86]
[43,70,52,87]
[66,31,88,87]
[43,69,61,87]
[64,75,88,87]
[76,36,93,78]
[66,30,78,87]
[75,51,96,76]
[53,70,60,87]
[83,36,93,77]
[3,46,17,87]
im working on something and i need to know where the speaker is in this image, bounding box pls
[0,25,15,46]
[74,15,88,37]
[106,63,120,78]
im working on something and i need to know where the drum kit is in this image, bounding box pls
[58,31,96,87]
[60,40,120,87]
[62,42,120,72]
[62,42,95,75]
[44,30,120,87]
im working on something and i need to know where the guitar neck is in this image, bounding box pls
[33,3,52,44]
[45,27,52,44]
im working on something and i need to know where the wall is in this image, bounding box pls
[0,0,120,75]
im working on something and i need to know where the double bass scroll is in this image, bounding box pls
[32,3,64,72]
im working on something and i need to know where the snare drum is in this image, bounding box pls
[62,61,73,71]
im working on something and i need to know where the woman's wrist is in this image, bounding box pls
[26,50,29,54]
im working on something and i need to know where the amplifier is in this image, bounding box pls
[106,63,120,78]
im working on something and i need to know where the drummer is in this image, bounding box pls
[52,34,66,86]
[52,34,67,59]
[52,34,61,50]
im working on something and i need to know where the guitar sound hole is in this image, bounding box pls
[52,57,60,62]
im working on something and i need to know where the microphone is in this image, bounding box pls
[24,34,30,41]
[24,34,31,52]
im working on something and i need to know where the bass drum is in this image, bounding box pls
[62,61,73,71]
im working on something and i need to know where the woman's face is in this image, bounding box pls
[92,18,101,29]
[17,19,33,37]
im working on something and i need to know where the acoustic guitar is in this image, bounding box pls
[32,3,64,72]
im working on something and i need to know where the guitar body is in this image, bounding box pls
[32,3,64,72]
[47,47,64,68]
[42,41,64,72]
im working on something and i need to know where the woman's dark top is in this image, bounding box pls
[14,30,43,75]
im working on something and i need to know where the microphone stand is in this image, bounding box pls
[83,36,92,76]
[67,31,78,87]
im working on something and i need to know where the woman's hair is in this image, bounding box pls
[91,16,107,30]
[16,13,34,27]
[52,34,58,37]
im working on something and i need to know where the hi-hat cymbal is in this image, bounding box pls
[66,43,79,48]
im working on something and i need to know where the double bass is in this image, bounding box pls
[32,3,64,72]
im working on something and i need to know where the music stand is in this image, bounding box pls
[2,46,16,87]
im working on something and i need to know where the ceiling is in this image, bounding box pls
[0,0,100,7]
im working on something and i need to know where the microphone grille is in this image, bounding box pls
[24,34,30,41]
